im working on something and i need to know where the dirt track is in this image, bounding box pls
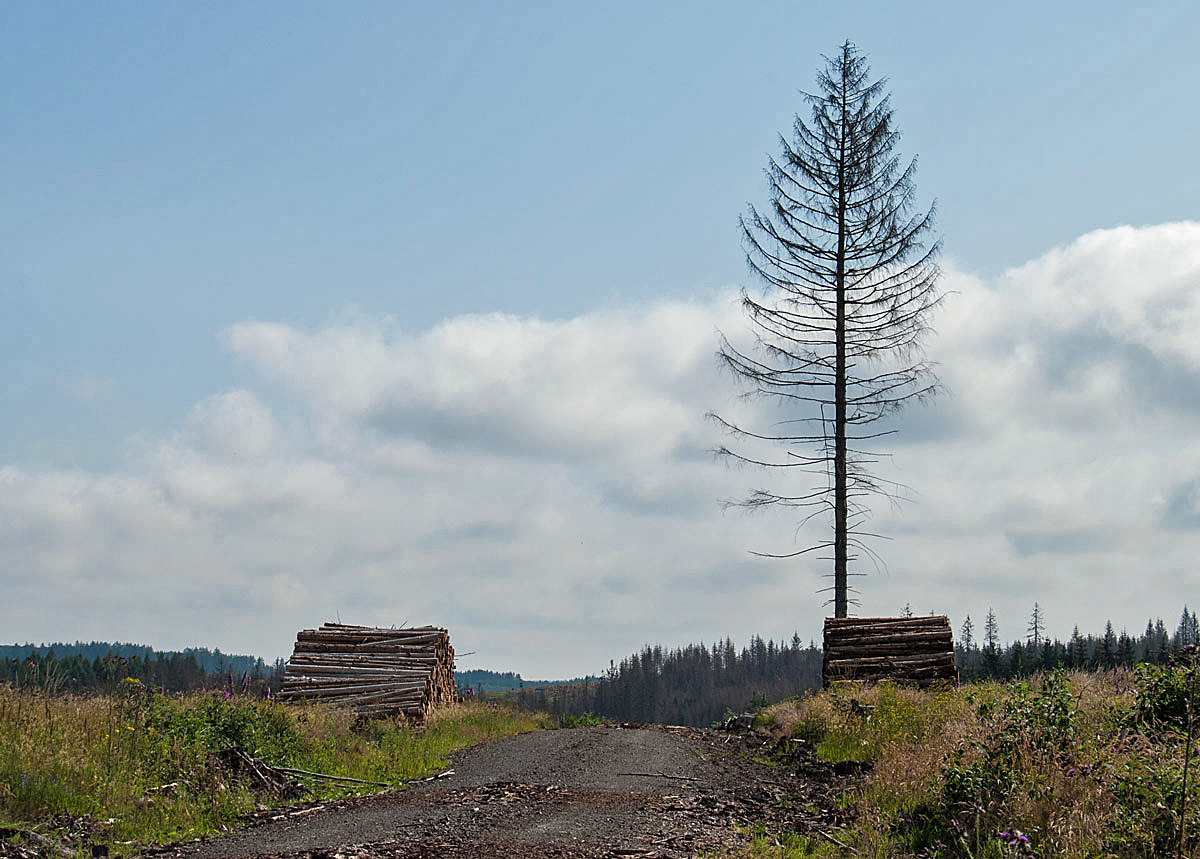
[157,724,850,858]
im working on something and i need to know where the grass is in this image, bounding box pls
[0,679,552,855]
[724,654,1200,858]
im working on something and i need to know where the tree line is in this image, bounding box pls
[0,641,285,693]
[508,634,824,727]
[507,605,1200,727]
[957,603,1199,680]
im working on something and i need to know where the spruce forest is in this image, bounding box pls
[506,604,1200,726]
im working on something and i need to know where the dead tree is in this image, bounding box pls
[713,41,942,617]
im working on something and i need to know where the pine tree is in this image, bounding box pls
[714,41,942,617]
[984,608,1000,651]
[1027,603,1045,649]
[1178,605,1200,648]
[1102,621,1118,668]
[958,615,975,676]
[1153,618,1170,663]
[983,608,1001,677]
[1117,630,1135,667]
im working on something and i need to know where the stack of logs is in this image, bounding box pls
[279,623,457,719]
[823,615,956,686]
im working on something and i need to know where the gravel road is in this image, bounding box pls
[159,724,848,859]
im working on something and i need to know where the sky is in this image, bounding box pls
[2,1,1199,677]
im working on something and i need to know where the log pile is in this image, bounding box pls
[823,616,956,686]
[279,623,457,719]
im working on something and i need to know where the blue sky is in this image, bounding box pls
[3,2,1199,673]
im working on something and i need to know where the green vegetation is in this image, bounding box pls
[729,653,1199,858]
[0,680,551,855]
[555,712,604,728]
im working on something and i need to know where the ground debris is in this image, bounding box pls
[0,814,116,859]
[160,724,858,859]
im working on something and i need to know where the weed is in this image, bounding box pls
[0,688,550,855]
[742,667,1200,858]
[557,712,604,728]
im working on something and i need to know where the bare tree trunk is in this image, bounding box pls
[713,41,940,618]
[833,68,849,619]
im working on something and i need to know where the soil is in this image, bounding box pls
[145,723,856,859]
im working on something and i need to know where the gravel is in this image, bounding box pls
[156,724,851,859]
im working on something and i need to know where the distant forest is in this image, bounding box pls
[6,605,1197,714]
[454,669,598,693]
[0,641,282,693]
[957,604,1199,679]
[509,634,825,727]
[507,605,1200,727]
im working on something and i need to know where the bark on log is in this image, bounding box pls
[279,680,427,698]
[823,643,953,658]
[824,616,948,627]
[281,622,456,720]
[825,654,955,670]
[822,615,956,686]
[823,630,952,647]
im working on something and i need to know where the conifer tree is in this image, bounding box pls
[1027,602,1045,649]
[1102,621,1118,668]
[984,608,1000,651]
[1068,625,1083,668]
[983,608,1001,677]
[1154,618,1170,662]
[714,41,941,617]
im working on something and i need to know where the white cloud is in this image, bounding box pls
[4,223,1200,674]
[223,300,737,465]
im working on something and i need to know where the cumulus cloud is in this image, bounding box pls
[4,223,1200,674]
[222,301,738,464]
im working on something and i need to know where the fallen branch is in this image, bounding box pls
[615,771,700,781]
[272,766,390,788]
[816,829,855,852]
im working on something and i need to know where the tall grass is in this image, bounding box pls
[0,679,551,854]
[732,657,1200,858]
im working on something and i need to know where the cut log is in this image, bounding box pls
[281,622,456,720]
[822,615,956,686]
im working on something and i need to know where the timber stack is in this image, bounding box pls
[823,615,955,686]
[279,623,456,719]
